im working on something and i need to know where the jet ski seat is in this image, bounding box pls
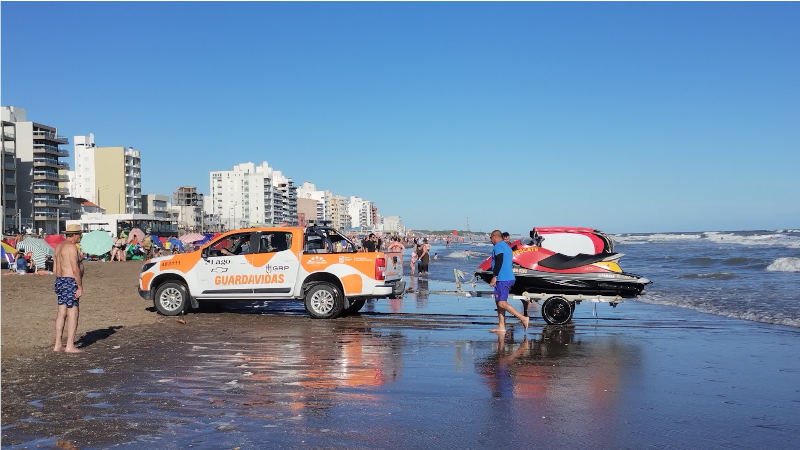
[538,252,619,270]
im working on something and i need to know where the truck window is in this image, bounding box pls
[209,232,252,256]
[256,232,293,253]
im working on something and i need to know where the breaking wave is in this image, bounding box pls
[638,292,800,328]
[766,257,800,273]
[614,230,800,249]
[447,250,487,259]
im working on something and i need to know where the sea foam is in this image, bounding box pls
[766,257,800,273]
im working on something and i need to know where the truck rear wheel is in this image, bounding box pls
[304,282,344,319]
[344,298,367,315]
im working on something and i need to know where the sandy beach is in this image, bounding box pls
[2,265,800,448]
[1,261,161,357]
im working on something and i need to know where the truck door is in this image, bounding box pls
[193,231,261,298]
[246,230,297,298]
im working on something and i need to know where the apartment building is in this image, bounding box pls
[348,196,375,230]
[93,146,142,214]
[1,119,17,231]
[1,106,70,234]
[142,193,169,219]
[173,186,204,232]
[71,134,96,202]
[209,161,298,230]
[70,136,142,215]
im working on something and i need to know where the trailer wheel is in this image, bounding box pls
[541,296,573,325]
[304,282,344,319]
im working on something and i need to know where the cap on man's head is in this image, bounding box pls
[64,224,82,235]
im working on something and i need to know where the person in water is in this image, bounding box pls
[53,225,85,353]
[489,230,529,333]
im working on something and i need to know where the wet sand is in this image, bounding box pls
[2,271,800,448]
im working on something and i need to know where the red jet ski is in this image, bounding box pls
[476,227,650,298]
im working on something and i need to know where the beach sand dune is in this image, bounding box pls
[2,261,161,357]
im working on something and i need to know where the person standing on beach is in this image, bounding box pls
[418,238,430,275]
[53,225,84,353]
[489,229,529,333]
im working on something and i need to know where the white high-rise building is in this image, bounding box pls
[209,161,298,229]
[348,196,374,230]
[72,134,96,201]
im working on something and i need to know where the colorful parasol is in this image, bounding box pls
[179,233,205,244]
[80,230,114,256]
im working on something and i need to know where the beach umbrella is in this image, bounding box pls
[150,235,163,248]
[2,241,16,256]
[179,233,205,244]
[16,238,54,270]
[1,245,14,264]
[80,230,114,256]
[167,238,184,251]
[127,227,145,243]
[45,234,65,248]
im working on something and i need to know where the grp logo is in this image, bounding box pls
[265,264,290,273]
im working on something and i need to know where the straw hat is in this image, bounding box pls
[64,224,83,235]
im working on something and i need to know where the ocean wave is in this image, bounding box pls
[681,272,737,280]
[614,231,800,249]
[447,250,487,259]
[637,293,800,328]
[613,233,703,243]
[766,257,800,273]
[687,257,714,266]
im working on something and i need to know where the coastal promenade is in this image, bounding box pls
[2,266,799,448]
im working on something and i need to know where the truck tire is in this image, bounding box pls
[304,282,344,319]
[154,281,189,316]
[344,298,367,315]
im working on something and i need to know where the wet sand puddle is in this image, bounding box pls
[3,301,800,448]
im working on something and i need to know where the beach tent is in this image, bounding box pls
[16,238,54,270]
[80,230,114,256]
[45,234,65,248]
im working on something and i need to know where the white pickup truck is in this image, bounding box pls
[138,224,404,318]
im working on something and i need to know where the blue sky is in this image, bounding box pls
[3,2,798,233]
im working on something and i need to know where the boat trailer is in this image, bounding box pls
[424,270,627,325]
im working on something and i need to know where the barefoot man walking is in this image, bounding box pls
[53,224,84,353]
[489,229,529,333]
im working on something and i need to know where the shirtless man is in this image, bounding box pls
[53,225,84,353]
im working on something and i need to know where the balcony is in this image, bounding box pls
[33,159,67,169]
[3,191,16,201]
[2,131,14,141]
[33,131,69,144]
[32,185,59,194]
[4,160,15,170]
[33,172,61,182]
[5,175,16,184]
[34,198,60,207]
[33,145,69,157]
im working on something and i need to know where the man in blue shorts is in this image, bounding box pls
[53,224,85,353]
[489,229,529,333]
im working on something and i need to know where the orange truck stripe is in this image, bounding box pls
[341,274,363,294]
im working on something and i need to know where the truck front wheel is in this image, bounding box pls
[304,283,344,319]
[154,281,189,316]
